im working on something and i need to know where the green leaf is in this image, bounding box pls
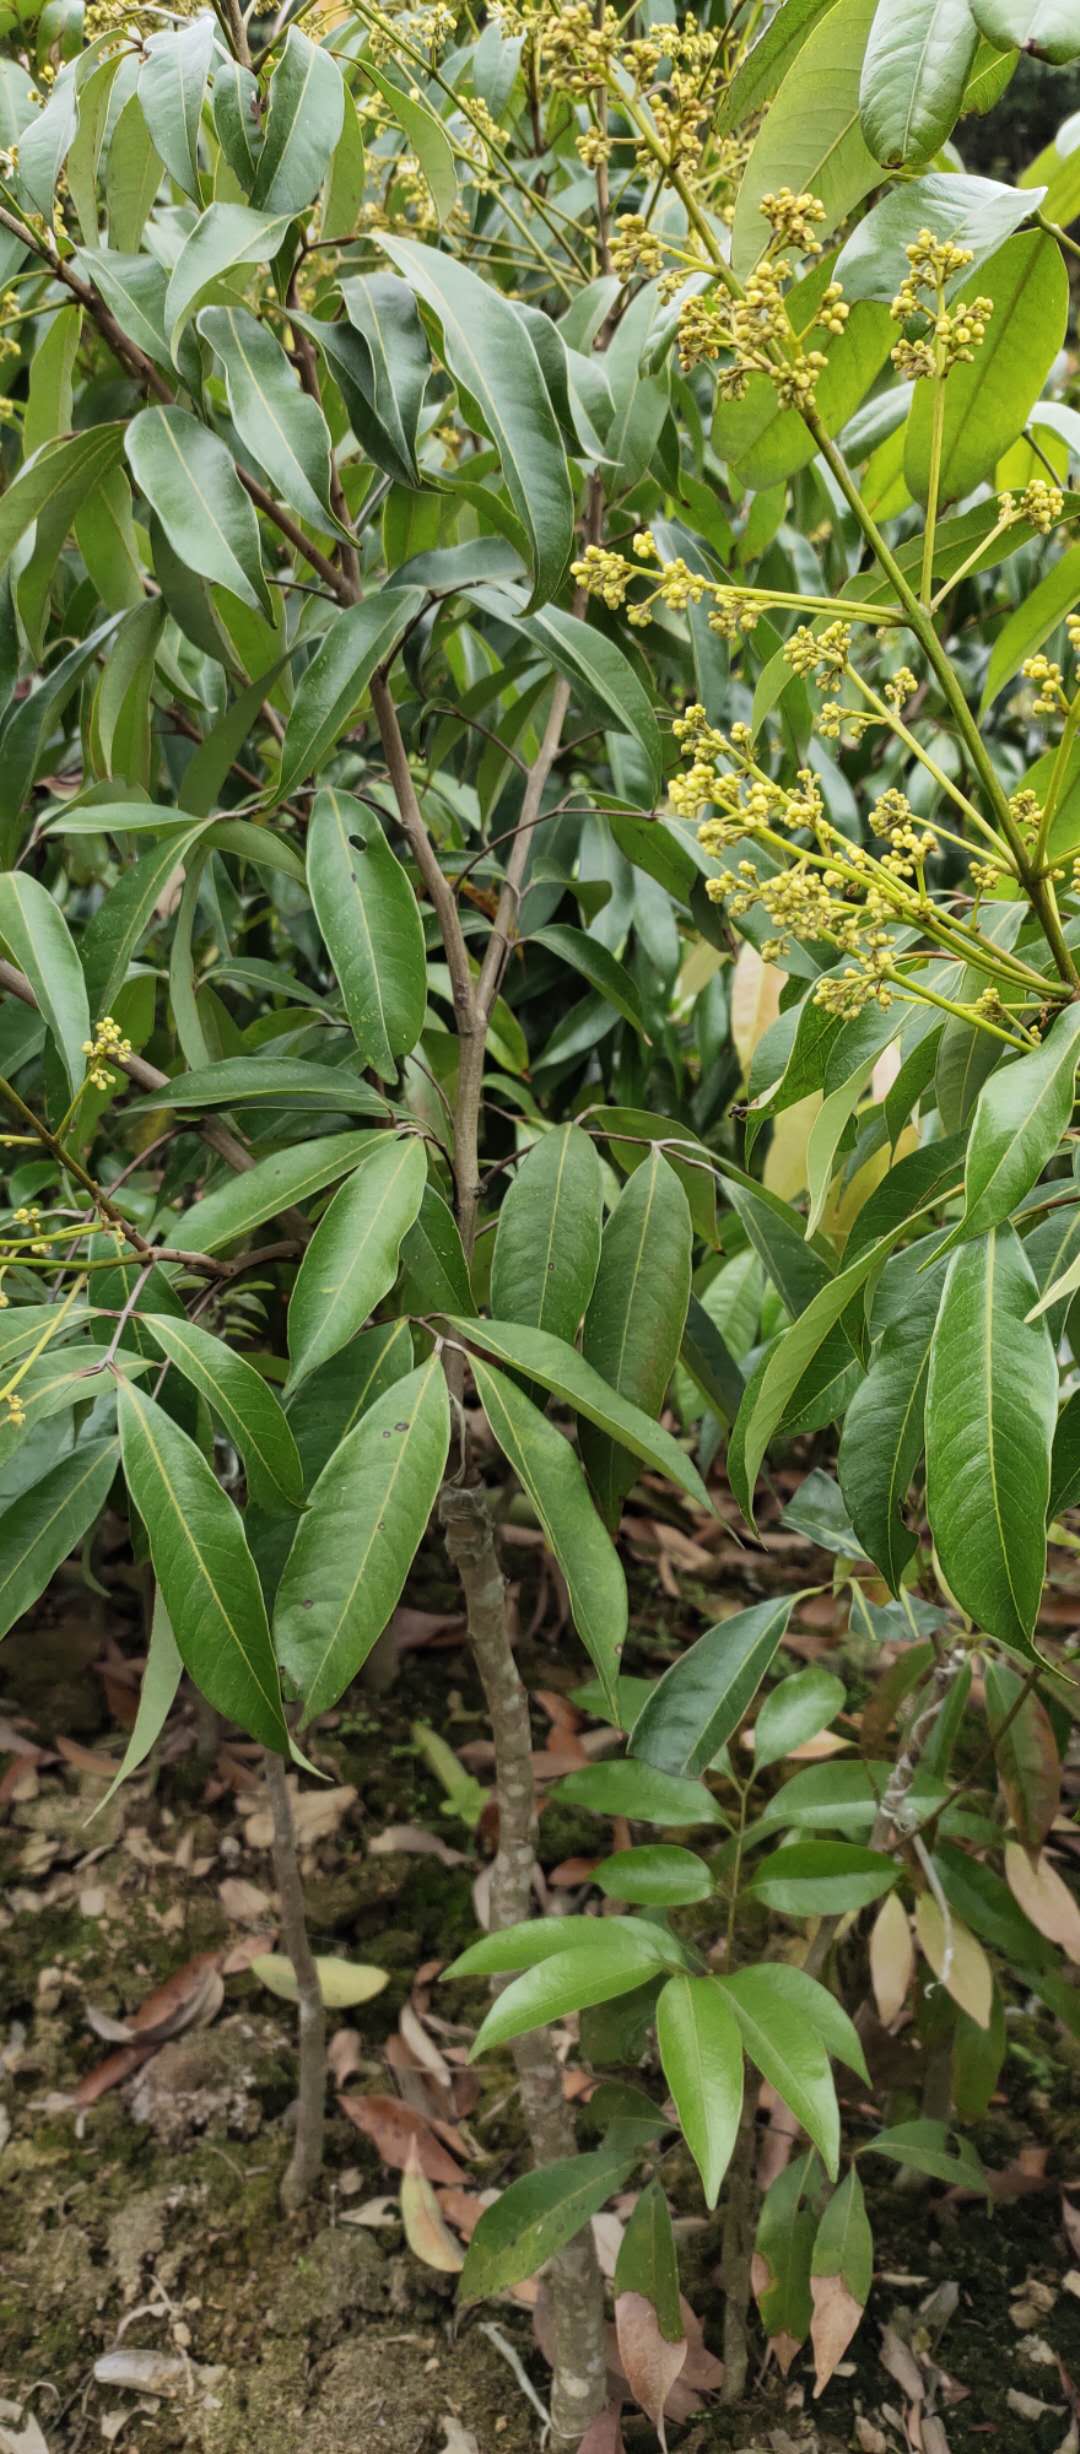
[0,426,125,582]
[446,1915,673,1978]
[212,56,261,192]
[754,1757,944,1838]
[460,2147,635,2302]
[471,1355,627,1714]
[944,1004,1080,1249]
[286,1134,427,1388]
[278,592,425,797]
[471,1929,672,2059]
[746,1840,899,1914]
[925,1225,1057,1654]
[141,1315,304,1509]
[362,59,456,223]
[117,1381,288,1750]
[306,787,426,1076]
[489,1124,604,1343]
[552,1760,728,1826]
[970,0,1080,60]
[197,306,342,535]
[138,17,214,198]
[179,1128,380,1256]
[516,606,662,797]
[0,870,89,1095]
[580,1150,693,1531]
[164,204,296,353]
[837,1284,941,1590]
[251,1953,388,2008]
[680,1291,746,1430]
[754,2158,817,2350]
[376,234,574,609]
[754,1667,846,1770]
[398,1185,473,1315]
[905,231,1069,504]
[94,1586,182,1813]
[720,1962,870,2083]
[590,1107,718,1244]
[812,2163,872,2296]
[614,2179,683,2342]
[127,1057,388,1117]
[862,2118,988,2191]
[859,0,979,166]
[251,27,345,215]
[328,271,431,487]
[596,1845,713,1907]
[274,1357,449,1719]
[0,1438,117,1642]
[445,1317,711,1513]
[715,0,844,136]
[656,1975,744,2209]
[532,923,648,1037]
[732,0,883,276]
[733,1207,933,1522]
[981,544,1080,712]
[631,1596,796,1777]
[719,1965,840,2176]
[836,172,1039,304]
[126,406,271,619]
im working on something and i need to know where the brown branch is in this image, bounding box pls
[263,1750,326,2211]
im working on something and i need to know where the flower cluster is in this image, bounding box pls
[783,622,851,683]
[889,229,992,380]
[82,1015,132,1093]
[1023,654,1069,717]
[571,537,765,642]
[677,222,846,410]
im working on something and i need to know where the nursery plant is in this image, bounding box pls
[1,0,1080,2441]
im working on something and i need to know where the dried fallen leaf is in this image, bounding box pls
[0,2402,50,2454]
[915,1895,992,2029]
[338,2092,468,2184]
[401,2139,465,2272]
[328,2028,364,2087]
[339,2195,399,2229]
[218,1878,271,1924]
[578,2407,625,2454]
[251,1954,388,2010]
[615,2292,687,2448]
[870,1890,915,2027]
[92,2352,223,2397]
[369,1825,467,1867]
[1005,1846,1080,1963]
[879,2322,926,2402]
[811,2275,864,2398]
[437,2423,480,2454]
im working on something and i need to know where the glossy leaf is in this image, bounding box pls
[745,1841,899,1915]
[754,1667,846,1770]
[138,18,214,198]
[631,1596,796,1777]
[720,1965,841,2176]
[614,2179,683,2342]
[859,0,979,166]
[944,1003,1080,1248]
[970,0,1080,60]
[552,1759,729,1826]
[0,869,89,1094]
[141,1315,304,1509]
[286,1134,427,1388]
[580,1151,693,1530]
[117,1381,288,1751]
[471,1927,672,2058]
[306,788,426,1077]
[278,593,425,798]
[596,1845,713,1907]
[126,406,271,619]
[446,1317,711,1512]
[179,1129,380,1256]
[273,1358,449,1719]
[837,1282,941,1590]
[925,1226,1057,1655]
[0,1437,117,1642]
[732,0,883,274]
[250,27,345,215]
[471,1354,626,1713]
[489,1124,603,1343]
[657,1974,744,2208]
[460,2146,635,2302]
[377,234,574,608]
[198,307,341,535]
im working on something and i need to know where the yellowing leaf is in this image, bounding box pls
[731,942,784,1079]
[869,1890,915,2027]
[1005,1843,1080,1963]
[401,2139,465,2271]
[915,1894,992,2028]
[250,1953,389,2009]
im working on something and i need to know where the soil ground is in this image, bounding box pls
[3,1528,1080,2454]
